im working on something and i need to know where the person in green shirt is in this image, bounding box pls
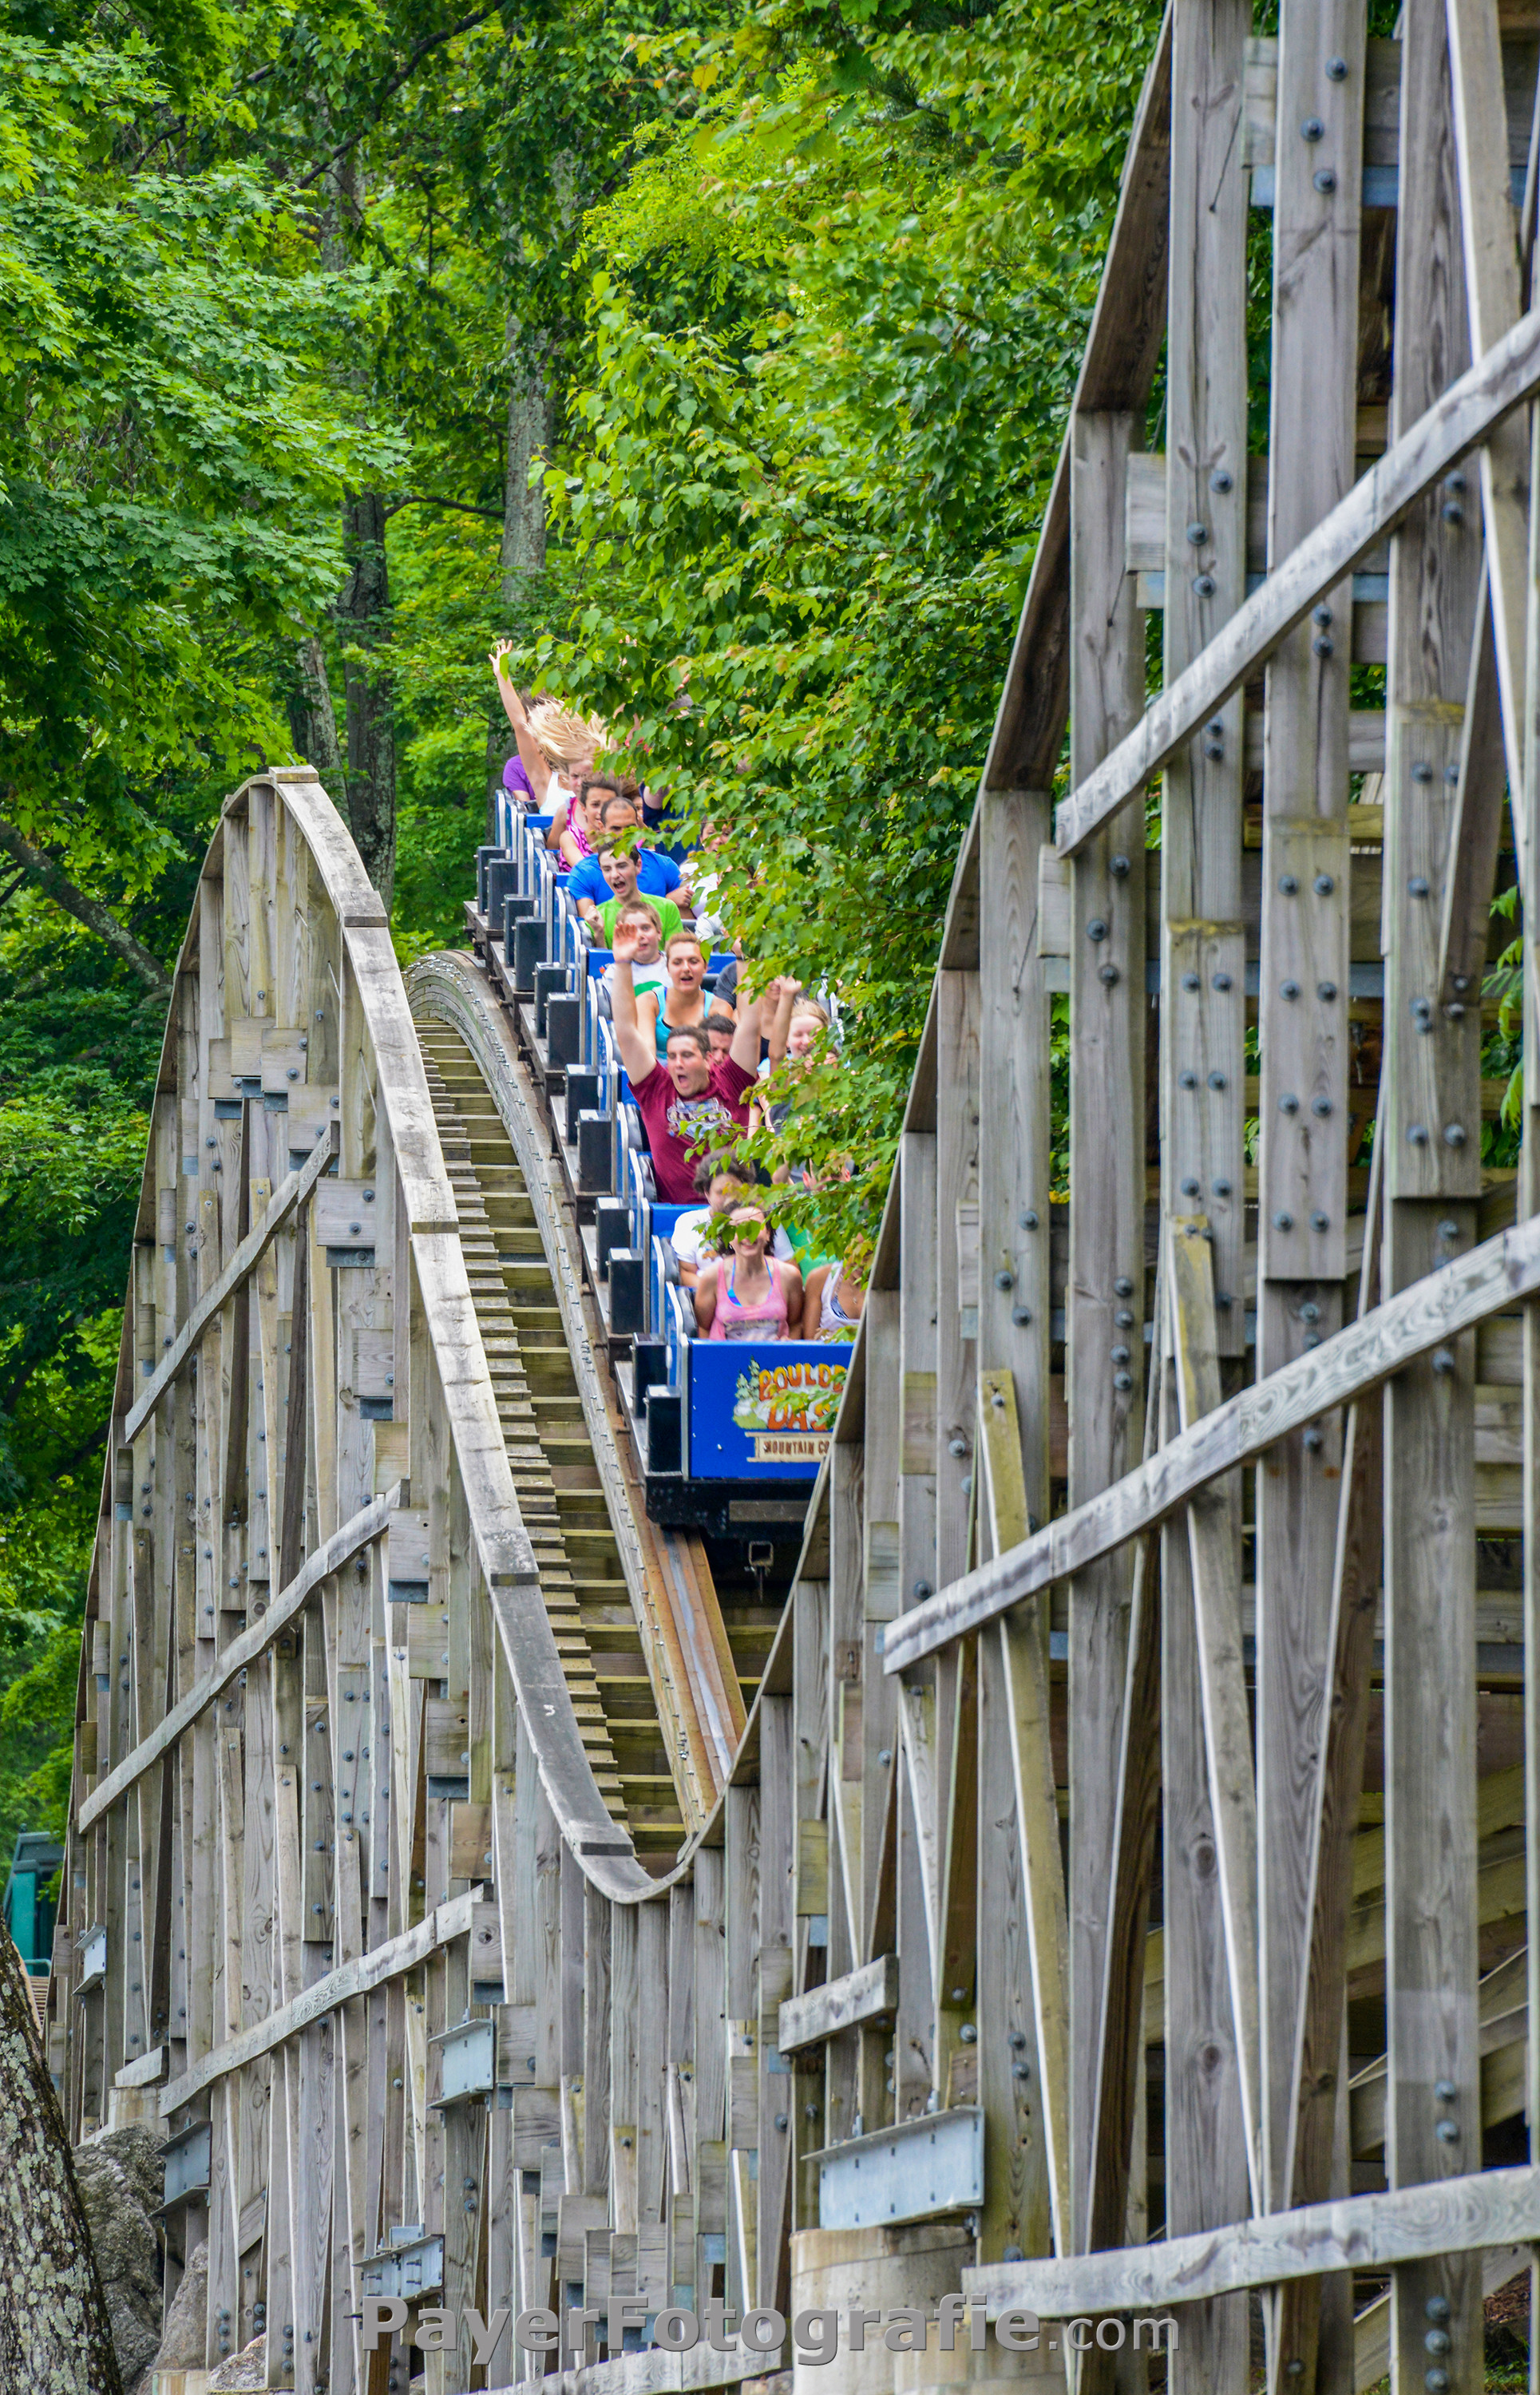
[591,845,684,949]
[600,898,671,1005]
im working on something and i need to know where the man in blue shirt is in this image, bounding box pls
[567,790,693,920]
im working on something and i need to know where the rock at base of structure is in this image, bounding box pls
[208,2331,268,2389]
[73,2123,166,2395]
[149,2238,208,2376]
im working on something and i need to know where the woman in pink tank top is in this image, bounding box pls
[695,1209,805,1340]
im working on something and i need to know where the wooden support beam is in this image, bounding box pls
[79,1489,398,1831]
[1168,1225,1262,2215]
[779,1957,901,2055]
[1277,1134,1387,2393]
[1053,302,1540,858]
[124,1126,338,1442]
[1384,17,1485,2391]
[1158,24,1252,2377]
[1436,567,1510,1003]
[965,2163,1540,2318]
[1052,32,1174,2263]
[884,1209,1540,1671]
[1445,0,1531,837]
[1065,402,1150,2257]
[978,1371,1071,2258]
[160,1886,482,2114]
[1253,38,1363,2395]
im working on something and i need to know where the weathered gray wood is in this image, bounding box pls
[125,1126,338,1443]
[1169,1225,1261,2215]
[1161,1308,1249,2395]
[1053,303,1540,857]
[1445,0,1531,831]
[1436,567,1509,1000]
[933,973,980,1587]
[80,1490,397,1831]
[160,1874,481,2116]
[976,790,1053,1511]
[885,1209,1540,1671]
[1158,28,1253,2377]
[1066,396,1150,2257]
[965,2163,1540,2318]
[1255,8,1363,2266]
[1384,15,1485,2385]
[756,1694,794,2311]
[976,1617,1052,2263]
[778,1957,900,2056]
[897,1129,939,1663]
[1277,1134,1387,2393]
[1083,1519,1159,2260]
[977,1370,1070,2255]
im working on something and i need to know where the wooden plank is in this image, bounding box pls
[976,1617,1051,2263]
[1160,1331,1247,2395]
[977,1371,1070,2257]
[1277,1131,1387,2393]
[933,973,980,1586]
[293,2017,332,2395]
[976,789,1053,1512]
[125,1128,338,1443]
[1168,1224,1261,2215]
[1445,0,1531,829]
[79,1490,398,1831]
[1052,302,1540,857]
[1384,13,1484,2385]
[897,1128,938,1652]
[965,2163,1540,2318]
[778,1957,901,2055]
[1352,2243,1530,2393]
[1158,23,1253,2375]
[1161,0,1249,1348]
[756,1692,794,2313]
[859,1292,901,1965]
[584,1881,612,2197]
[1066,395,1150,2254]
[884,1209,1540,1670]
[1083,1530,1159,2257]
[1383,1206,1481,2381]
[160,1886,481,2114]
[1436,566,1509,1002]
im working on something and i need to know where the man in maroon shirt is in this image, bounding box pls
[608,917,770,1202]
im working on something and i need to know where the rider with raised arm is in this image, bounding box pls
[608,916,770,1203]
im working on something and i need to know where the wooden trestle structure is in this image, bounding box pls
[50,2,1540,2389]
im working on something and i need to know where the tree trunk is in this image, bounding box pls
[337,489,397,907]
[0,1930,124,2393]
[0,817,171,1000]
[485,336,554,841]
[289,634,346,786]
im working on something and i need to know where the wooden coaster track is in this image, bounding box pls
[52,6,1540,2393]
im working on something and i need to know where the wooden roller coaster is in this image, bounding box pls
[52,2,1540,2391]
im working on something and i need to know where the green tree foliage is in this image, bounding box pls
[512,0,1161,1252]
[0,0,1160,1855]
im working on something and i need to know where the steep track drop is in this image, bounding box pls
[409,960,765,1856]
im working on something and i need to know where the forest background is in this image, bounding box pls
[0,0,1162,1857]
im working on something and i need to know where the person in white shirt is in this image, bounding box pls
[599,899,670,1006]
[670,1155,794,1287]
